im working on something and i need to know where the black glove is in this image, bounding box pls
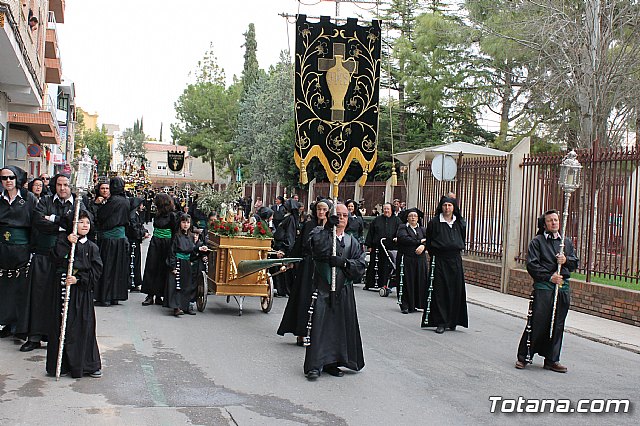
[326,214,339,228]
[326,255,346,268]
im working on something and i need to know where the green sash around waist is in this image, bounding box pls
[0,227,29,245]
[101,226,126,239]
[534,279,570,293]
[153,228,172,239]
[176,252,191,260]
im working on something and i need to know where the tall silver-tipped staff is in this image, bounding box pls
[550,150,582,338]
[56,148,95,380]
[330,182,337,308]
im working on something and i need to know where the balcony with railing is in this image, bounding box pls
[48,0,65,23]
[8,94,61,145]
[45,11,59,59]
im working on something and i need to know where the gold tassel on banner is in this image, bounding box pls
[359,169,368,187]
[300,160,309,185]
[332,177,339,198]
[390,163,398,187]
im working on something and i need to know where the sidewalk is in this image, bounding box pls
[466,284,640,355]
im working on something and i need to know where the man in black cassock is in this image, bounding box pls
[304,203,366,380]
[126,197,149,292]
[515,210,578,373]
[395,208,427,314]
[364,202,401,290]
[20,174,79,351]
[271,196,286,230]
[421,196,468,334]
[95,177,130,306]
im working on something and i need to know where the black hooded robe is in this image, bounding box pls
[164,233,204,312]
[0,167,37,329]
[364,214,401,289]
[142,211,176,298]
[396,224,428,312]
[271,199,300,297]
[421,197,469,330]
[303,227,366,374]
[277,218,317,337]
[46,236,102,378]
[22,182,78,337]
[95,178,130,304]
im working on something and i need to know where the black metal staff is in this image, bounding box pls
[550,150,582,338]
[56,148,95,380]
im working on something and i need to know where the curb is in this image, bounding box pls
[467,298,640,356]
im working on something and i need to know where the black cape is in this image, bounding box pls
[421,214,469,329]
[46,236,102,378]
[304,228,366,374]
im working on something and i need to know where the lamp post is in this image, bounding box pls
[56,147,95,380]
[550,150,582,338]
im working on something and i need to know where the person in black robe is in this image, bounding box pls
[165,214,208,316]
[46,210,103,378]
[126,197,149,292]
[364,203,401,290]
[421,196,468,333]
[515,210,578,373]
[345,199,364,244]
[95,177,130,306]
[304,203,366,380]
[271,196,286,230]
[272,198,301,297]
[142,193,176,306]
[277,200,329,345]
[19,174,78,352]
[0,166,37,339]
[188,194,208,230]
[396,208,428,314]
[88,180,110,244]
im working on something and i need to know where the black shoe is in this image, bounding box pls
[306,369,320,380]
[0,327,13,338]
[401,309,409,314]
[89,369,103,378]
[323,366,344,377]
[142,296,154,306]
[435,326,445,334]
[155,297,164,305]
[449,325,456,331]
[111,300,119,305]
[130,286,140,293]
[185,309,196,315]
[20,341,41,352]
[103,301,111,307]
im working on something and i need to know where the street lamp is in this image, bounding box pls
[550,150,582,338]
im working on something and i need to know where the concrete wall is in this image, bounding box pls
[0,92,7,167]
[4,127,41,174]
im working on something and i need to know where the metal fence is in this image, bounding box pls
[516,144,640,283]
[417,156,508,259]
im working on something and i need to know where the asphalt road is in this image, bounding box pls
[0,231,638,426]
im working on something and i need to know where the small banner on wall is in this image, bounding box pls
[294,14,381,189]
[168,150,185,172]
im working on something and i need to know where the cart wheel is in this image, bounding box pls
[379,287,390,297]
[196,271,208,312]
[261,276,274,313]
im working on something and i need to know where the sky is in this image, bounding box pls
[56,0,382,141]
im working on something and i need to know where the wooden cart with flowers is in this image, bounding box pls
[196,218,300,316]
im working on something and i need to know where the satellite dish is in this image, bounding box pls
[431,154,457,181]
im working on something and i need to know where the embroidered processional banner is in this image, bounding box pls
[294,15,381,191]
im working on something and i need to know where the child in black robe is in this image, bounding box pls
[46,210,103,378]
[165,214,209,316]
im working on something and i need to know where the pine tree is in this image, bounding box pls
[241,23,260,95]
